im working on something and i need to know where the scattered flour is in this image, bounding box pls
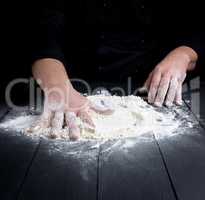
[0,95,184,141]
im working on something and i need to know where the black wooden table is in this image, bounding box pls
[0,80,205,200]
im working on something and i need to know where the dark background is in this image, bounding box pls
[1,0,204,103]
[0,4,205,199]
[1,1,42,103]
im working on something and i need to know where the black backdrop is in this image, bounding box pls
[1,0,204,103]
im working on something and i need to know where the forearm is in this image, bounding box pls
[31,7,66,69]
[32,58,73,90]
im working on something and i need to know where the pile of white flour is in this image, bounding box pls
[0,95,182,140]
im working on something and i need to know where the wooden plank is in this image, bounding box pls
[156,104,205,200]
[98,138,176,200]
[183,80,205,128]
[18,139,99,200]
[199,82,205,127]
[0,110,40,200]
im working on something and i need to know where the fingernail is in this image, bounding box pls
[69,128,80,141]
[148,99,152,104]
[148,95,153,104]
[176,100,183,106]
[50,130,58,139]
[165,101,173,107]
[70,133,80,141]
[154,102,162,107]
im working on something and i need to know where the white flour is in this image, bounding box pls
[0,95,186,141]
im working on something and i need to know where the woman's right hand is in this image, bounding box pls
[29,58,114,140]
[28,82,114,140]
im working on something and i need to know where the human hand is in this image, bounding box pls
[30,58,114,140]
[144,46,197,107]
[28,84,114,140]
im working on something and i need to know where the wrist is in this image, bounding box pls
[32,58,72,90]
[170,46,198,71]
[176,46,198,69]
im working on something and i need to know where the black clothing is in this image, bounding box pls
[31,0,204,81]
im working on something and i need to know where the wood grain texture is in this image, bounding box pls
[98,138,176,200]
[18,139,99,200]
[0,109,40,200]
[156,104,205,200]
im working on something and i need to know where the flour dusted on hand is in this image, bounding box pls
[0,95,181,140]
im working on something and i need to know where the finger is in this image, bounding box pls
[165,77,178,107]
[27,110,53,132]
[89,100,114,115]
[144,71,153,90]
[66,94,90,113]
[148,69,162,104]
[78,110,95,128]
[154,75,170,107]
[65,112,81,141]
[174,83,183,105]
[174,72,186,106]
[51,111,64,129]
[135,86,148,97]
[38,108,54,128]
[137,71,153,98]
[50,111,64,138]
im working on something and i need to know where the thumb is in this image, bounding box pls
[144,71,153,90]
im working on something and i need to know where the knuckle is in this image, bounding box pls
[151,84,158,92]
[174,72,186,84]
[162,72,171,80]
[177,76,185,83]
[151,79,160,90]
[151,83,158,89]
[154,66,161,74]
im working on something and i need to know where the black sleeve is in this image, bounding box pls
[30,1,66,65]
[173,32,205,61]
[183,32,205,76]
[162,1,205,65]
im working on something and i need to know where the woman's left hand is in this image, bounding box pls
[144,46,198,107]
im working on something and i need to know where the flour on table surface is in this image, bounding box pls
[0,95,196,141]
